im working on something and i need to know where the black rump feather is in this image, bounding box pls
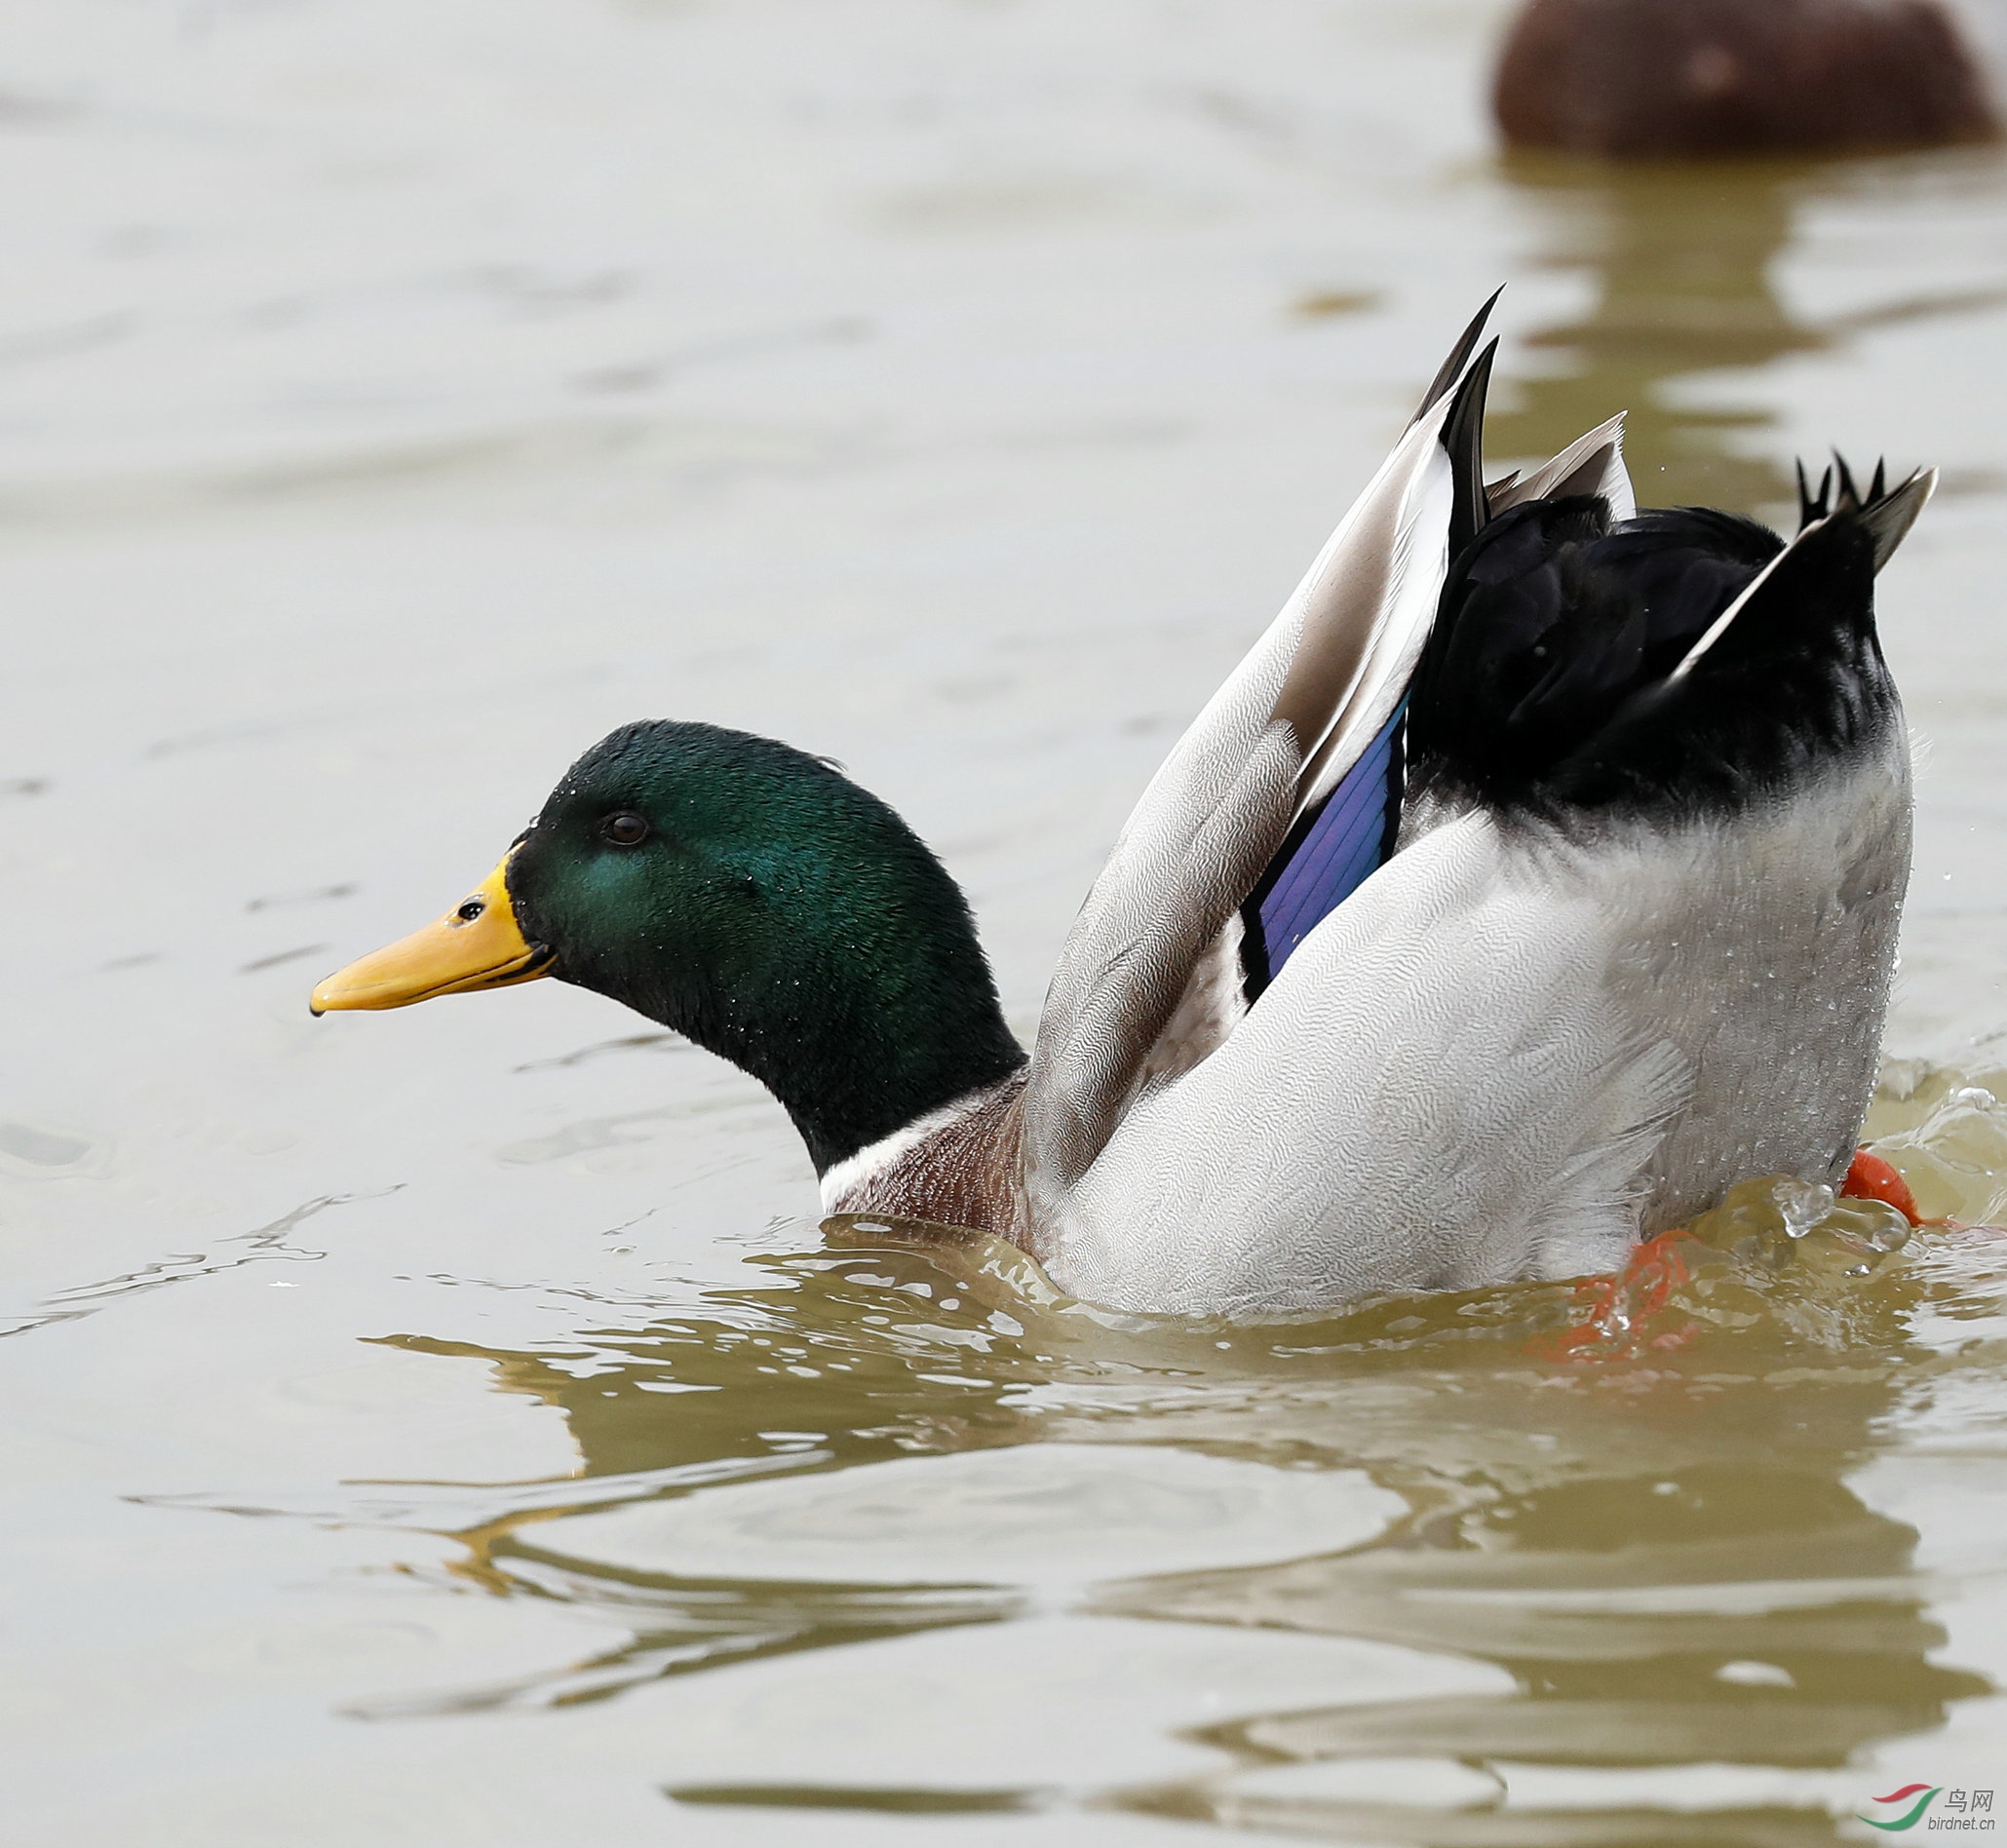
[1409,463,1906,824]
[1797,453,1892,528]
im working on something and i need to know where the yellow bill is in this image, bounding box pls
[310,858,553,1015]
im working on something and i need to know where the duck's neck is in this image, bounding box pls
[684,925,1026,1175]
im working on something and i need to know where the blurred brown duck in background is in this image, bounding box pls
[1495,0,2000,158]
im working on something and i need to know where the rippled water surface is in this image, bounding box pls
[7,3,2007,1841]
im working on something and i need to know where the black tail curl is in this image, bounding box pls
[1408,431,1919,825]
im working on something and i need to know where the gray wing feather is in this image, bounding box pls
[1021,401,1458,1208]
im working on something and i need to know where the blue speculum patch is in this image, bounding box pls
[1248,703,1405,992]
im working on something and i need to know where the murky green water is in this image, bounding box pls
[5,3,2007,1841]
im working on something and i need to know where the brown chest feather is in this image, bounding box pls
[830,1073,1028,1246]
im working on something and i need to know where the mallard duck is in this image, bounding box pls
[311,301,1931,1319]
[1493,0,1998,158]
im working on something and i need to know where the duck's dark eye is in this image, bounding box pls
[601,811,650,847]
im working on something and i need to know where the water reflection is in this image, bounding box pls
[1489,154,2007,516]
[363,1216,2000,1838]
[1113,1412,1984,1841]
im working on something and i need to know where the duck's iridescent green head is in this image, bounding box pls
[312,720,1025,1173]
